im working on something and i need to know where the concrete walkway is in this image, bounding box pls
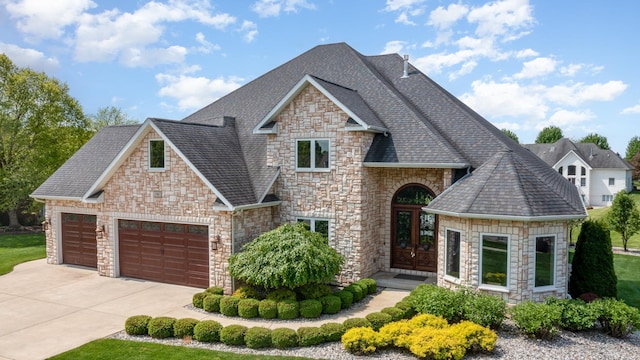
[0,260,410,359]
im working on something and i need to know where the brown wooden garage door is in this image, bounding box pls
[118,220,209,288]
[61,213,97,268]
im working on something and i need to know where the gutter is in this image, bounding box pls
[363,162,469,169]
[424,208,588,222]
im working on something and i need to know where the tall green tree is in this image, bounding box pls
[631,152,640,182]
[578,133,610,150]
[0,54,91,227]
[535,126,563,144]
[608,190,640,252]
[501,128,519,143]
[625,136,640,160]
[89,106,138,131]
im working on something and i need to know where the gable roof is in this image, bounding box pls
[523,138,633,170]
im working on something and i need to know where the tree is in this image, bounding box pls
[578,133,610,150]
[228,223,345,289]
[535,126,563,144]
[607,190,640,252]
[568,220,617,299]
[631,152,640,182]
[89,106,138,131]
[625,136,640,161]
[0,54,90,227]
[501,128,519,143]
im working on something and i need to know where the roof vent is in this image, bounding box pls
[402,55,409,78]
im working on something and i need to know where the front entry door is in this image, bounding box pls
[391,185,437,272]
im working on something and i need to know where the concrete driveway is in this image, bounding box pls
[0,259,203,360]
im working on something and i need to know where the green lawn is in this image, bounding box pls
[48,339,312,360]
[0,233,46,275]
[614,253,640,309]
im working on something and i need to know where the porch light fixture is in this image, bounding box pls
[41,218,50,231]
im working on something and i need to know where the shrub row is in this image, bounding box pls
[511,297,640,339]
[341,313,497,358]
[192,279,376,320]
[407,284,507,329]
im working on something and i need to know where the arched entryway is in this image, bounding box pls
[390,184,437,272]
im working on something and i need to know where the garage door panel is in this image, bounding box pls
[61,213,97,268]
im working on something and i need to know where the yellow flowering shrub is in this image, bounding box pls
[341,327,381,355]
[449,321,498,352]
[409,327,466,359]
[408,313,449,329]
[378,320,413,347]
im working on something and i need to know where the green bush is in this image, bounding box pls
[220,325,247,346]
[238,298,260,319]
[394,299,416,319]
[297,326,325,346]
[266,288,297,302]
[173,318,199,338]
[592,298,640,338]
[193,320,223,342]
[228,223,345,289]
[462,292,506,329]
[277,300,300,320]
[319,295,342,315]
[205,286,224,295]
[125,315,152,336]
[365,312,393,331]
[271,328,298,349]
[203,294,223,313]
[220,296,241,317]
[356,278,377,295]
[569,220,617,299]
[510,301,561,340]
[258,299,278,319]
[341,327,381,355]
[410,284,466,323]
[344,284,364,302]
[343,317,372,330]
[320,322,346,342]
[192,292,207,309]
[545,297,597,332]
[381,307,405,322]
[245,327,272,349]
[296,283,333,300]
[299,299,323,319]
[335,290,353,309]
[233,285,265,300]
[147,317,176,339]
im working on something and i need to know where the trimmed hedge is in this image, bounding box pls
[297,326,325,346]
[344,284,364,302]
[299,299,323,319]
[266,288,297,302]
[173,318,199,338]
[366,312,393,331]
[297,283,333,300]
[238,298,260,319]
[277,300,300,320]
[220,324,247,346]
[381,307,405,322]
[205,286,224,295]
[192,292,207,309]
[335,290,354,309]
[343,317,372,330]
[220,296,241,317]
[147,317,176,339]
[193,320,223,343]
[233,285,265,300]
[320,322,346,342]
[320,295,342,315]
[258,299,278,319]
[272,328,298,349]
[245,327,272,349]
[203,294,223,313]
[125,315,152,335]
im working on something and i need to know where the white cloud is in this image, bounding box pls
[428,3,468,30]
[545,81,627,106]
[384,0,425,25]
[381,40,407,54]
[467,0,534,40]
[5,0,96,40]
[119,46,187,67]
[156,72,244,110]
[0,42,60,71]
[515,48,538,58]
[251,0,316,18]
[239,21,258,43]
[544,109,595,130]
[513,57,557,79]
[622,105,640,114]
[460,79,548,121]
[195,32,220,54]
[559,63,582,77]
[384,0,425,11]
[449,60,477,80]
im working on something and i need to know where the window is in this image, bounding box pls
[608,178,615,186]
[580,178,586,187]
[557,166,563,175]
[535,235,555,288]
[149,140,165,170]
[445,229,461,279]
[481,234,509,287]
[567,165,576,176]
[297,139,329,170]
[581,167,586,176]
[568,177,575,184]
[602,195,614,202]
[297,218,329,239]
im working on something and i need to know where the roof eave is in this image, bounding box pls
[29,194,84,202]
[214,200,282,212]
[424,208,587,222]
[363,162,469,169]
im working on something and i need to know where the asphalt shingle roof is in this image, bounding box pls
[523,138,633,170]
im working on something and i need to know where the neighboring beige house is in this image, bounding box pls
[31,43,586,304]
[524,138,634,207]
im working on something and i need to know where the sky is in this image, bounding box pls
[1,0,639,154]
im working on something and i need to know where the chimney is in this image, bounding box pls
[402,55,409,78]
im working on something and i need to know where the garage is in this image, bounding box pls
[61,213,97,268]
[118,220,209,288]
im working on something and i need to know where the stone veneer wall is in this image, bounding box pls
[43,200,99,266]
[436,215,569,304]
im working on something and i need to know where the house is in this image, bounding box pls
[31,43,586,304]
[524,138,634,207]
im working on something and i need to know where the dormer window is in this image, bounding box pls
[296,139,330,171]
[149,140,165,170]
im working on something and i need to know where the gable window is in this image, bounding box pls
[580,178,586,187]
[558,167,563,175]
[602,195,614,202]
[149,140,165,170]
[297,139,329,170]
[567,165,576,176]
[608,178,615,186]
[535,235,556,288]
[480,234,509,288]
[581,167,586,176]
[445,229,461,279]
[297,218,329,239]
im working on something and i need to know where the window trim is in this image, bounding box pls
[608,177,615,186]
[296,217,330,239]
[567,165,576,176]
[148,139,166,171]
[444,228,462,284]
[479,233,510,292]
[533,234,557,291]
[296,138,331,172]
